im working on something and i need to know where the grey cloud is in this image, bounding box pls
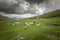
[0,0,49,14]
[0,0,60,19]
[0,0,18,13]
[0,0,60,15]
[15,0,48,14]
[25,0,46,4]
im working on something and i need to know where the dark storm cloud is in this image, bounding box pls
[0,0,49,14]
[0,0,60,15]
[0,0,18,13]
[0,0,29,14]
[25,0,44,4]
[0,0,60,19]
[0,4,18,13]
[0,0,30,14]
[25,0,48,4]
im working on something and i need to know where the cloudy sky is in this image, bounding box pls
[0,0,60,19]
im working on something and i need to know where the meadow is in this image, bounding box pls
[0,17,60,40]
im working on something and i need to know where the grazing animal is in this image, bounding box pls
[15,22,20,24]
[12,23,16,26]
[24,22,29,30]
[12,22,20,26]
[36,23,40,26]
[29,22,34,25]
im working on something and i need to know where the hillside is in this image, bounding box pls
[0,10,60,40]
[26,10,60,19]
[0,15,10,21]
[0,17,60,40]
[40,10,60,18]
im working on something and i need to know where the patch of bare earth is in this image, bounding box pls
[44,33,60,40]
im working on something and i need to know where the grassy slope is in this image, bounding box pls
[0,10,60,40]
[40,10,60,18]
[0,15,10,21]
[0,17,60,40]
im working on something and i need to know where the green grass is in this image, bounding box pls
[40,10,60,18]
[0,17,60,40]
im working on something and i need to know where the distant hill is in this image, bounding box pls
[27,10,60,19]
[0,15,10,21]
[0,10,60,21]
[40,10,60,18]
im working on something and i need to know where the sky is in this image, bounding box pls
[0,0,60,19]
